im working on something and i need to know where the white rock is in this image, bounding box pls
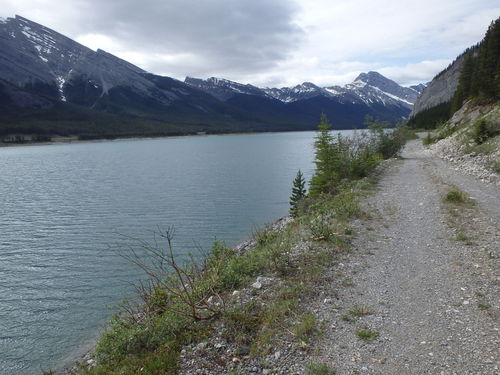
[251,280,262,289]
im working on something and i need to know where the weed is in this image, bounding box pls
[455,230,469,242]
[341,314,356,323]
[478,303,491,310]
[489,159,500,173]
[295,313,318,342]
[356,328,379,343]
[349,306,373,317]
[443,189,469,204]
[305,361,337,375]
[472,119,493,144]
[422,132,434,146]
[309,215,338,242]
[253,226,278,246]
[341,278,355,287]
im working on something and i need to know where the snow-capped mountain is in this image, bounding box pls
[323,71,424,109]
[263,82,328,103]
[1,15,428,140]
[184,77,269,101]
[186,72,425,113]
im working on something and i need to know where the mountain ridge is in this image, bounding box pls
[185,71,424,109]
[1,15,425,141]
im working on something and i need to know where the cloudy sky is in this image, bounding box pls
[1,0,498,87]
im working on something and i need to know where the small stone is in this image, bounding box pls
[274,351,281,360]
[232,290,240,296]
[463,300,470,305]
[263,369,271,375]
[252,280,262,289]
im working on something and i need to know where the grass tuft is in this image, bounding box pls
[443,189,469,204]
[349,306,373,317]
[305,362,337,375]
[356,328,379,343]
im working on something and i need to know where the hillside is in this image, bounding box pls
[425,102,499,184]
[408,17,499,182]
[409,17,499,130]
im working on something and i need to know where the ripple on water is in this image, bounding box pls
[0,131,345,374]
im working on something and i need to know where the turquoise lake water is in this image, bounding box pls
[0,130,354,374]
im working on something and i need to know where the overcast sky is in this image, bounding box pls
[1,0,498,87]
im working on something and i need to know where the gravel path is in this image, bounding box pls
[312,140,499,374]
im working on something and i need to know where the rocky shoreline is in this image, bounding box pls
[60,216,296,375]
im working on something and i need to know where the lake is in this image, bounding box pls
[0,130,352,374]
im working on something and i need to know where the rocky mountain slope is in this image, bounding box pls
[410,54,466,117]
[1,15,425,140]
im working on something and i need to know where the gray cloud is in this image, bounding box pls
[2,0,498,86]
[76,0,303,76]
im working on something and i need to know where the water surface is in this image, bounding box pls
[0,131,351,373]
[0,132,360,375]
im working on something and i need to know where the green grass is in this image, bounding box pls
[478,303,491,310]
[455,229,471,243]
[356,328,379,343]
[349,306,373,317]
[305,362,337,375]
[443,189,469,204]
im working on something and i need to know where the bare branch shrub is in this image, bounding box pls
[115,226,226,322]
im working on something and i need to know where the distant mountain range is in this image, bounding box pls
[0,15,425,140]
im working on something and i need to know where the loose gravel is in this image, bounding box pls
[309,140,499,374]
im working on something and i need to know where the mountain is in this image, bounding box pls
[410,54,466,118]
[408,17,499,129]
[184,77,270,101]
[186,72,425,128]
[0,15,276,138]
[1,15,426,141]
[186,72,424,109]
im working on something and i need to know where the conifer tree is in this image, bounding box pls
[289,170,306,217]
[309,114,334,196]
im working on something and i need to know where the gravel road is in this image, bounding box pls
[311,140,499,374]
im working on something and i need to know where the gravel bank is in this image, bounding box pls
[426,102,500,186]
[309,140,499,374]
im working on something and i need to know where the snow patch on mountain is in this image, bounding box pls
[55,76,67,101]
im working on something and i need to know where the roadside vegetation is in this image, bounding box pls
[65,115,413,375]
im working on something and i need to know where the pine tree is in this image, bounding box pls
[309,114,334,196]
[289,170,306,217]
